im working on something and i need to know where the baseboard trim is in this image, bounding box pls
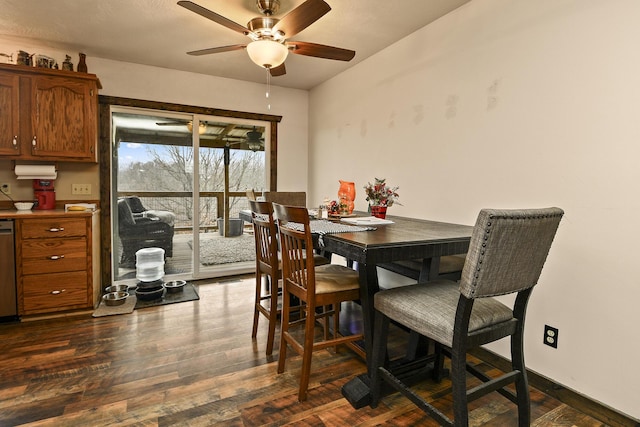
[470,348,640,427]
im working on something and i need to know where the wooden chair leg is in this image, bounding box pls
[265,274,278,355]
[334,302,340,353]
[432,342,446,382]
[277,287,290,375]
[370,312,390,408]
[298,304,317,401]
[252,274,262,339]
[323,305,330,341]
[512,325,531,426]
[451,342,469,426]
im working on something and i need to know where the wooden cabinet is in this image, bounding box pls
[0,72,20,156]
[15,212,100,316]
[0,63,100,162]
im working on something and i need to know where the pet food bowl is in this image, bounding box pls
[165,280,186,293]
[14,202,34,211]
[135,286,165,301]
[104,284,130,294]
[102,291,129,306]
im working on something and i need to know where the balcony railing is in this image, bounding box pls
[117,191,252,233]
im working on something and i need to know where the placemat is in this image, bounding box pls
[134,283,199,310]
[283,220,374,247]
[284,219,373,234]
[92,295,137,317]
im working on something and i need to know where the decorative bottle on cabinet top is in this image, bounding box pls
[77,52,88,73]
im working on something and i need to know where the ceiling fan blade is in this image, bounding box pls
[269,63,287,76]
[156,121,189,126]
[187,44,246,56]
[178,1,251,36]
[273,0,331,38]
[287,41,355,61]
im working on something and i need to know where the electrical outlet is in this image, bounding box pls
[544,325,558,348]
[0,183,10,195]
[72,183,91,195]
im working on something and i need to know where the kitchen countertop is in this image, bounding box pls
[0,209,98,219]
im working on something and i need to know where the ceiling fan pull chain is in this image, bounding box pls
[266,67,272,110]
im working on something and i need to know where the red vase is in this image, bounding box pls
[338,180,356,214]
[370,205,387,219]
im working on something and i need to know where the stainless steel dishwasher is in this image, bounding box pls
[0,219,17,320]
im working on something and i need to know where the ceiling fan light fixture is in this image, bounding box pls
[246,127,264,151]
[186,122,207,134]
[247,39,289,69]
[248,141,262,151]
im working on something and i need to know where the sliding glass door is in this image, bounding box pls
[111,107,268,283]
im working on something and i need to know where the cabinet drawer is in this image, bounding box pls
[21,237,88,275]
[22,271,89,314]
[20,217,87,239]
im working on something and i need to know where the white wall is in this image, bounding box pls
[0,37,309,198]
[309,0,640,419]
[90,56,310,191]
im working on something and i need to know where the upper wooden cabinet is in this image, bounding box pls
[0,63,100,162]
[0,72,20,156]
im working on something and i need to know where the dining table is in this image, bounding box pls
[240,209,473,407]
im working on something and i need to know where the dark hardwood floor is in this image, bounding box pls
[0,275,626,426]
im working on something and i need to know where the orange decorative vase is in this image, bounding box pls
[338,180,356,214]
[370,205,387,219]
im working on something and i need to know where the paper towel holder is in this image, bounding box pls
[11,161,58,171]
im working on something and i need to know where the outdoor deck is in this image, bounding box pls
[116,226,256,283]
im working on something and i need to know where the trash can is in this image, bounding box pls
[217,218,243,236]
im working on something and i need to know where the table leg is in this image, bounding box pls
[342,262,379,408]
[419,256,441,282]
[343,258,446,409]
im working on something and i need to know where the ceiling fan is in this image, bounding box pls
[156,120,207,134]
[177,0,356,76]
[244,127,265,151]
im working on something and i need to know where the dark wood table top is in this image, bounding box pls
[320,213,472,265]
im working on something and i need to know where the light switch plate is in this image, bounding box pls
[72,184,91,195]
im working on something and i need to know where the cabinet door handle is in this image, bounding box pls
[32,136,37,148]
[49,255,65,260]
[48,227,65,232]
[13,136,18,148]
[50,289,66,295]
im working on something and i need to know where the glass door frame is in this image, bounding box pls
[98,96,282,288]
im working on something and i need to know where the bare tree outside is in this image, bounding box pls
[113,111,269,282]
[118,143,265,228]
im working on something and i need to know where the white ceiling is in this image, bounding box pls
[0,0,470,90]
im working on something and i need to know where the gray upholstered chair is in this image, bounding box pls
[370,207,564,426]
[117,199,175,267]
[273,203,364,401]
[123,196,176,226]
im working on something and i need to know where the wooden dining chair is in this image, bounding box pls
[379,254,467,282]
[249,201,330,356]
[249,200,281,356]
[273,203,365,401]
[264,191,306,207]
[370,207,564,426]
[246,189,257,201]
